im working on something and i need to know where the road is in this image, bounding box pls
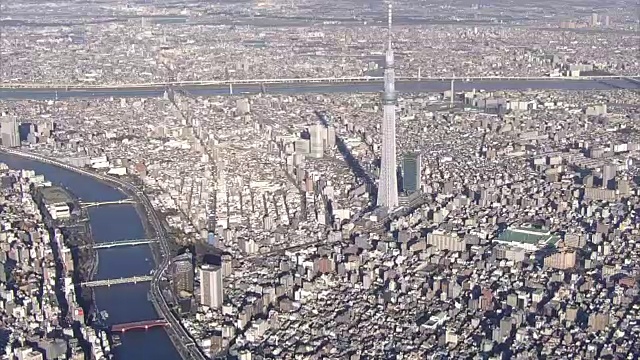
[0,148,207,360]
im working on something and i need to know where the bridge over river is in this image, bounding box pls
[81,275,153,288]
[79,198,136,208]
[80,238,158,250]
[111,319,169,333]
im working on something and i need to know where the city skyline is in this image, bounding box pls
[0,0,638,359]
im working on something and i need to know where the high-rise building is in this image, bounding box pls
[376,2,399,209]
[236,98,250,115]
[402,152,421,193]
[171,251,194,296]
[221,254,233,277]
[591,12,598,27]
[207,231,216,245]
[295,138,310,155]
[326,126,336,148]
[200,264,223,308]
[543,251,577,270]
[309,124,326,158]
[601,164,616,189]
[0,115,20,148]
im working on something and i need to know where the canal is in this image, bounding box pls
[0,153,182,360]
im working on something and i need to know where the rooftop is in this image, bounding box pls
[40,186,73,205]
[497,226,561,247]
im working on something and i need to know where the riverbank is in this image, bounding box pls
[115,176,166,271]
[0,148,200,360]
[30,184,99,319]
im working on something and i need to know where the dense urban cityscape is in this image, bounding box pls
[0,0,638,359]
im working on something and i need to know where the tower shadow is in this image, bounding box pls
[314,110,378,209]
[595,77,639,93]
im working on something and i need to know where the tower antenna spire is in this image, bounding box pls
[387,2,393,49]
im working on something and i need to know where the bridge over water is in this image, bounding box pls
[80,238,158,250]
[79,198,136,208]
[80,275,153,288]
[0,148,201,356]
[111,319,169,333]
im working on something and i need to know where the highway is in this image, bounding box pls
[0,148,207,360]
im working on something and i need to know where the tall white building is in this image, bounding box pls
[309,124,326,158]
[376,3,399,209]
[236,98,251,115]
[200,264,223,308]
[326,126,336,148]
[601,164,616,189]
[0,114,20,148]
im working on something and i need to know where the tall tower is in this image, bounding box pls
[377,2,399,209]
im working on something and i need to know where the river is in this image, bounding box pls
[0,153,182,360]
[0,78,638,100]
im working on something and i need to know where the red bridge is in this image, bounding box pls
[111,319,169,333]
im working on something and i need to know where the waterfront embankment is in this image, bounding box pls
[0,149,185,360]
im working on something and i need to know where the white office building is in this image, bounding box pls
[200,264,223,308]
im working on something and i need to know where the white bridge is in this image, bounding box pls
[81,275,153,287]
[81,238,158,250]
[80,198,136,208]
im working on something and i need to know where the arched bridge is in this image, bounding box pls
[111,319,169,333]
[80,198,136,208]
